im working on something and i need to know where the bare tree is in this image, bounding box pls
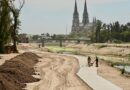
[5,0,25,53]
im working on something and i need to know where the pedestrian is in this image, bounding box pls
[95,56,99,67]
[88,56,91,67]
[38,44,41,48]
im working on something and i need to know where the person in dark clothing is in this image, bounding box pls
[88,56,91,67]
[38,44,41,48]
[95,57,99,67]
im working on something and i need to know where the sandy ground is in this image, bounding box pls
[19,43,130,90]
[0,53,18,65]
[98,61,130,90]
[1,43,129,90]
[67,44,130,57]
[26,52,92,90]
[0,43,32,66]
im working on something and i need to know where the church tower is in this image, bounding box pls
[82,0,89,25]
[71,0,79,33]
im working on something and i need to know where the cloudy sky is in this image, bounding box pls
[20,0,130,34]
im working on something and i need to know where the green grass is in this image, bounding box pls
[45,45,86,56]
[98,45,107,49]
[45,45,130,65]
[128,54,130,60]
[45,46,76,53]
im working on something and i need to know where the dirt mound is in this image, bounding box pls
[0,52,40,90]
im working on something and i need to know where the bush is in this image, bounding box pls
[112,39,122,44]
[98,45,107,48]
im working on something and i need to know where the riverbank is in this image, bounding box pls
[44,44,130,65]
[4,43,129,90]
[67,43,130,58]
[98,61,130,90]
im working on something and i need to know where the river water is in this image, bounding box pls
[114,65,130,73]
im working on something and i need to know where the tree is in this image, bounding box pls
[32,35,40,41]
[51,34,56,39]
[54,34,66,39]
[95,20,102,42]
[46,33,50,37]
[90,20,130,43]
[121,31,130,42]
[0,0,12,53]
[5,0,25,53]
[114,21,121,32]
[99,30,110,43]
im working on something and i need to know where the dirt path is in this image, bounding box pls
[26,52,92,90]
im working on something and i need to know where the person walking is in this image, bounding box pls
[95,56,99,67]
[38,44,41,48]
[87,56,91,67]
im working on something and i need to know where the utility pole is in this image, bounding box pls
[66,24,68,39]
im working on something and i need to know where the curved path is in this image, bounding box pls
[25,49,123,90]
[72,55,123,90]
[26,51,92,90]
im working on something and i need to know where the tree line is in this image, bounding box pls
[30,20,130,43]
[93,20,130,43]
[0,0,25,53]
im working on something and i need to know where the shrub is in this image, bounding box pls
[98,45,107,48]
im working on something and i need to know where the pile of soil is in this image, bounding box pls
[0,52,40,90]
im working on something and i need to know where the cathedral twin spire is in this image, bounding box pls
[73,0,89,26]
[72,0,79,27]
[74,0,78,15]
[82,0,89,25]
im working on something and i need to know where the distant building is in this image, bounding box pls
[71,0,96,37]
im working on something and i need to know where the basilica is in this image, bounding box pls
[71,0,96,35]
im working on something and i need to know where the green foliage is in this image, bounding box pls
[0,0,24,53]
[73,51,80,55]
[112,39,122,44]
[54,34,66,39]
[45,46,75,53]
[95,20,102,42]
[99,30,110,43]
[128,54,130,61]
[68,32,90,40]
[120,31,130,42]
[32,35,41,41]
[98,45,107,48]
[92,20,130,43]
[0,0,12,53]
